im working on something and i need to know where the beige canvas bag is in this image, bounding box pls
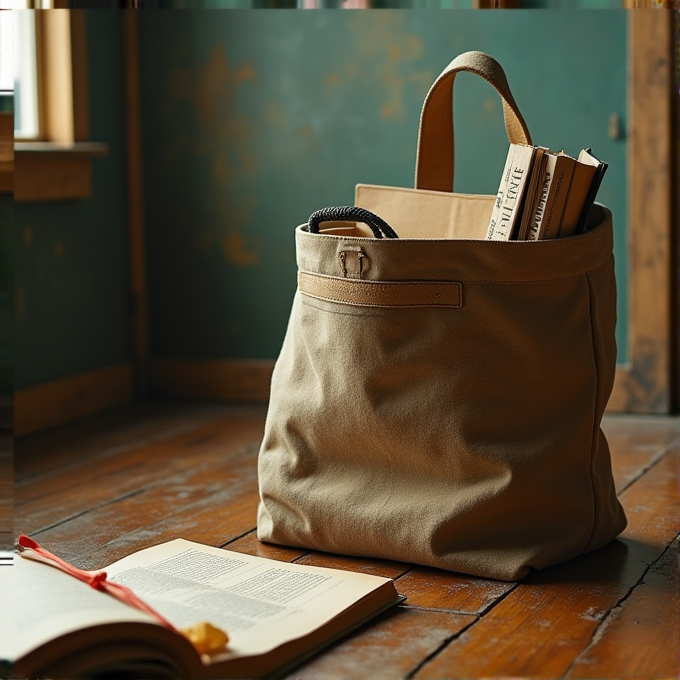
[257,51,627,581]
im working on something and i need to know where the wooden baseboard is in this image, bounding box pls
[151,359,644,413]
[149,360,274,402]
[608,367,634,414]
[607,363,670,414]
[14,363,134,437]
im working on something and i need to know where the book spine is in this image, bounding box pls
[575,162,607,234]
[486,144,534,241]
[517,149,546,241]
[557,161,598,239]
[486,144,517,240]
[526,154,556,241]
[538,155,575,240]
[574,150,608,235]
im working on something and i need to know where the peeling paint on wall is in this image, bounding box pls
[345,12,426,122]
[324,73,341,96]
[296,125,320,151]
[222,230,259,267]
[167,43,263,265]
[193,46,257,124]
[265,100,287,130]
[140,12,628,364]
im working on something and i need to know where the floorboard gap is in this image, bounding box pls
[559,541,675,679]
[28,487,148,537]
[405,580,521,679]
[616,439,679,496]
[221,528,257,548]
[405,615,479,680]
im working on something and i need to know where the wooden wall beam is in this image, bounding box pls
[123,11,148,398]
[608,11,673,413]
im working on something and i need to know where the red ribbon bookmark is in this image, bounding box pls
[17,534,178,632]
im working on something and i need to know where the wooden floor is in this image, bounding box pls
[14,402,680,679]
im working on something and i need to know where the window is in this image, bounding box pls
[0,9,106,202]
[0,11,38,139]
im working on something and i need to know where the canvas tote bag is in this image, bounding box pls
[257,51,627,582]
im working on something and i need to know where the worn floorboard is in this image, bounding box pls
[13,403,680,679]
[564,545,680,680]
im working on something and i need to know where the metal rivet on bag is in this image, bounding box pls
[337,246,368,279]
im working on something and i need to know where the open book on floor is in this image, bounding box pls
[1,538,404,679]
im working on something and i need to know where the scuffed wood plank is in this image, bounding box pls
[17,402,263,482]
[565,548,680,679]
[226,531,307,562]
[81,484,261,571]
[287,606,474,680]
[15,403,172,479]
[617,442,679,547]
[16,422,262,533]
[416,541,640,679]
[602,414,679,491]
[295,551,411,580]
[12,403,680,680]
[394,567,516,615]
[22,463,262,570]
[416,448,680,679]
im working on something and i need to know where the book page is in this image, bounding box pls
[1,554,157,662]
[104,539,392,664]
[0,554,14,673]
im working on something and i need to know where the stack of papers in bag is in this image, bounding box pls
[485,144,608,241]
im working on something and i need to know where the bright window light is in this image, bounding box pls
[0,13,12,92]
[0,10,39,138]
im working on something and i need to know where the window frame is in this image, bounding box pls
[14,9,107,203]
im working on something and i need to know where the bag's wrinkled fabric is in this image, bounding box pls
[256,51,626,581]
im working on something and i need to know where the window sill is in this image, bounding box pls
[12,141,108,203]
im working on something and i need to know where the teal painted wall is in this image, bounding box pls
[140,10,628,364]
[156,2,616,8]
[14,12,130,389]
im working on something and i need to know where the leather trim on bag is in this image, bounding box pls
[298,271,463,308]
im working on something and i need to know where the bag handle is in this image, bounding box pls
[415,51,533,193]
[308,206,399,239]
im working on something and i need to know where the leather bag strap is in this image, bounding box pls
[415,51,533,193]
